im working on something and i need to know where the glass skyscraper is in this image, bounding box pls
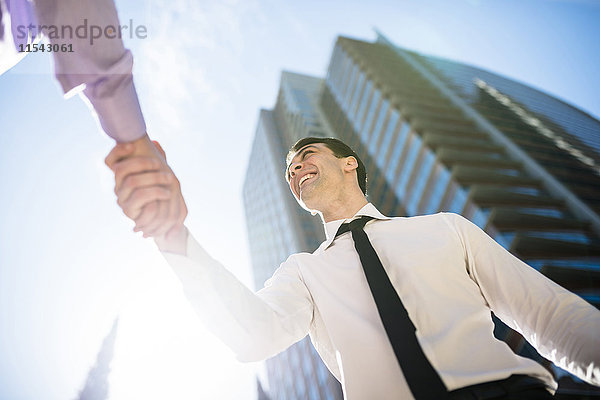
[243,33,599,399]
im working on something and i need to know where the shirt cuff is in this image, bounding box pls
[161,230,214,280]
[81,70,147,143]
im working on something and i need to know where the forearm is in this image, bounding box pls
[161,232,312,361]
[533,295,600,384]
[449,213,600,385]
[34,0,146,142]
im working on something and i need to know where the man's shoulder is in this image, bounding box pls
[369,212,469,242]
[381,211,460,226]
[283,251,317,264]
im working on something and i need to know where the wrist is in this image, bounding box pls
[154,225,188,255]
[128,133,158,156]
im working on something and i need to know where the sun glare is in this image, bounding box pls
[107,257,258,400]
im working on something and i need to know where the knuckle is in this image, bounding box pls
[129,190,141,204]
[144,205,158,219]
[123,207,136,219]
[120,176,130,190]
[127,175,138,187]
[113,165,125,180]
[147,159,158,170]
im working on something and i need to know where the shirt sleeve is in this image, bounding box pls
[446,213,600,386]
[33,0,146,142]
[161,231,314,362]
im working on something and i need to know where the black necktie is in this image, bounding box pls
[335,216,448,399]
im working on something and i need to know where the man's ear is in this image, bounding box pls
[343,156,358,173]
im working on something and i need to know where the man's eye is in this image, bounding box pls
[302,151,314,160]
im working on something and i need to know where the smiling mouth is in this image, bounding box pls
[299,173,316,189]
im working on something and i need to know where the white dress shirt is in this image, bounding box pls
[163,203,600,399]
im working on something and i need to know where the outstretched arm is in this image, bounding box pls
[105,144,313,360]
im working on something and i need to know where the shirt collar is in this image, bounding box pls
[321,203,391,250]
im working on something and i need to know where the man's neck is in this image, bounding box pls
[320,196,368,223]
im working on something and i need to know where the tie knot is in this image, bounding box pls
[335,216,374,238]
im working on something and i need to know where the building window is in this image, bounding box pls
[385,121,410,182]
[341,64,359,110]
[527,231,592,244]
[360,89,381,141]
[527,259,600,269]
[348,72,366,121]
[447,185,468,214]
[335,52,352,99]
[395,134,422,201]
[309,384,320,400]
[517,207,564,218]
[406,149,435,215]
[376,110,400,171]
[355,80,373,132]
[495,231,515,249]
[369,99,390,155]
[506,186,542,196]
[471,207,491,228]
[326,46,344,91]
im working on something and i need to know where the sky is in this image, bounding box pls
[0,0,599,399]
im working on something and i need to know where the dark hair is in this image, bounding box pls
[286,137,367,195]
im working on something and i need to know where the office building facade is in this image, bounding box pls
[243,34,600,398]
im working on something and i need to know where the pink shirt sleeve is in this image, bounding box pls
[33,0,146,142]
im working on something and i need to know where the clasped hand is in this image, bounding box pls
[105,135,188,254]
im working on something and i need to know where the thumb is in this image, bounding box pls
[152,140,167,161]
[105,142,135,170]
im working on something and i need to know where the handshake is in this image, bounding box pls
[105,134,188,255]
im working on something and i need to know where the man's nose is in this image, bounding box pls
[290,162,303,177]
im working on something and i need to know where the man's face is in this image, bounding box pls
[286,143,347,211]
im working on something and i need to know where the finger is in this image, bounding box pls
[120,187,170,220]
[133,201,159,232]
[141,198,171,238]
[113,157,163,193]
[165,195,188,239]
[150,200,177,237]
[152,141,167,160]
[150,181,181,237]
[178,195,188,225]
[117,171,172,204]
[145,172,186,237]
[105,143,135,169]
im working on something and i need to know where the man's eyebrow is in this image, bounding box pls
[295,145,318,159]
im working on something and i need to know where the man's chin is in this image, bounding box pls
[298,194,318,213]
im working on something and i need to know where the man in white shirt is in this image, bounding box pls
[105,136,600,399]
